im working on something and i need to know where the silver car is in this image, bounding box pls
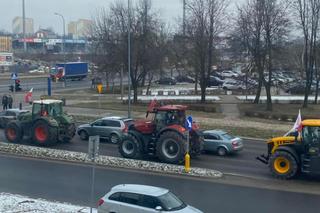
[202,130,244,156]
[98,184,203,213]
[77,116,133,144]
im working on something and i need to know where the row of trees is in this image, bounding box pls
[91,0,320,110]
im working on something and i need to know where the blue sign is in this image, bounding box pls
[11,73,18,80]
[185,115,193,131]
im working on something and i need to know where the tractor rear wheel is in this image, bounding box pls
[269,151,298,179]
[118,134,142,159]
[5,121,22,143]
[32,120,58,146]
[157,131,186,164]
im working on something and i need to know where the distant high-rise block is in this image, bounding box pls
[12,16,34,35]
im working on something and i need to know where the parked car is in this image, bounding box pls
[202,130,244,156]
[222,80,245,90]
[175,75,195,83]
[156,77,177,85]
[77,116,133,143]
[207,76,224,87]
[0,109,29,128]
[220,70,239,78]
[98,184,203,213]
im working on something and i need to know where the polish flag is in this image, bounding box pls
[284,110,302,136]
[147,96,157,112]
[24,88,33,103]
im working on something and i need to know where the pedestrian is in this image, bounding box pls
[7,95,13,109]
[2,94,8,110]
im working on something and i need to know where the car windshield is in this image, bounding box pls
[158,192,186,211]
[222,133,235,140]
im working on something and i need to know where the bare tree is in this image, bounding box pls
[185,0,229,103]
[91,0,168,102]
[293,0,320,107]
[237,0,289,110]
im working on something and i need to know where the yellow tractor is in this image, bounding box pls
[257,119,320,179]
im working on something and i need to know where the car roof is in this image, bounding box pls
[6,108,28,113]
[102,116,131,121]
[111,184,169,197]
[203,129,227,135]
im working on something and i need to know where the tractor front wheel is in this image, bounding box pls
[118,134,142,159]
[5,121,22,143]
[269,151,298,179]
[32,120,58,146]
[157,131,186,164]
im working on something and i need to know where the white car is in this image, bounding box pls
[98,184,203,213]
[220,70,238,78]
[222,80,245,90]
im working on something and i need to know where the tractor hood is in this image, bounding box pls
[267,136,300,144]
[57,113,74,125]
[133,119,155,134]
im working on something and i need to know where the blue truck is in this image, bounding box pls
[50,62,88,81]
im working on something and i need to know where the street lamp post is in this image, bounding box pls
[22,0,27,52]
[54,12,66,54]
[127,0,132,118]
[54,12,67,87]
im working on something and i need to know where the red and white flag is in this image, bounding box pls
[24,88,33,103]
[285,110,302,136]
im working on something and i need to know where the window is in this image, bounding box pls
[109,192,121,202]
[119,192,140,205]
[222,133,235,140]
[104,120,121,127]
[158,192,186,211]
[138,195,161,209]
[92,120,103,126]
[204,134,219,140]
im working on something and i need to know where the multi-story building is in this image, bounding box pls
[0,36,12,52]
[67,19,93,39]
[12,16,34,35]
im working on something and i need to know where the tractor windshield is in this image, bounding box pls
[302,126,320,144]
[49,103,62,116]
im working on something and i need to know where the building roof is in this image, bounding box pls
[33,99,62,104]
[302,119,320,127]
[111,184,168,197]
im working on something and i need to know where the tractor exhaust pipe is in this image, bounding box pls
[256,154,269,165]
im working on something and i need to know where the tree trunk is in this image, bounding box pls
[254,73,263,104]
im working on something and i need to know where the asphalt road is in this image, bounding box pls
[1,154,320,213]
[0,77,91,93]
[0,129,312,181]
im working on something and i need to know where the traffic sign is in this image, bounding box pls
[185,115,193,131]
[11,72,18,80]
[88,135,100,160]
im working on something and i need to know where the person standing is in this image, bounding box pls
[2,95,8,110]
[7,95,13,109]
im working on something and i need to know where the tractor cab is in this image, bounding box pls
[32,100,63,118]
[153,105,187,132]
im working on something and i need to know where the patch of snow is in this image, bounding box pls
[0,142,223,179]
[0,192,96,213]
[120,95,221,101]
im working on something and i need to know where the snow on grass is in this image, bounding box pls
[120,95,221,101]
[237,95,317,101]
[0,192,96,213]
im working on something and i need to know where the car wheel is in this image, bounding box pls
[79,130,89,140]
[217,147,227,156]
[110,133,120,144]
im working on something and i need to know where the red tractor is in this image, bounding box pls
[118,104,203,164]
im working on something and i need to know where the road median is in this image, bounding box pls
[0,142,222,179]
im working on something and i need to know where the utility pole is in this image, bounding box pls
[22,0,27,52]
[127,0,132,118]
[183,0,186,35]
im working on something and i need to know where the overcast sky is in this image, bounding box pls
[0,0,243,34]
[0,0,181,34]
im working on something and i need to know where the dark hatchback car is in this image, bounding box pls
[207,76,224,87]
[175,75,195,83]
[156,77,177,85]
[77,116,133,144]
[0,109,29,128]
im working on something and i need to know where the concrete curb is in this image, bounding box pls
[0,142,223,179]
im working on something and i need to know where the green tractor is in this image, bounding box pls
[5,99,76,146]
